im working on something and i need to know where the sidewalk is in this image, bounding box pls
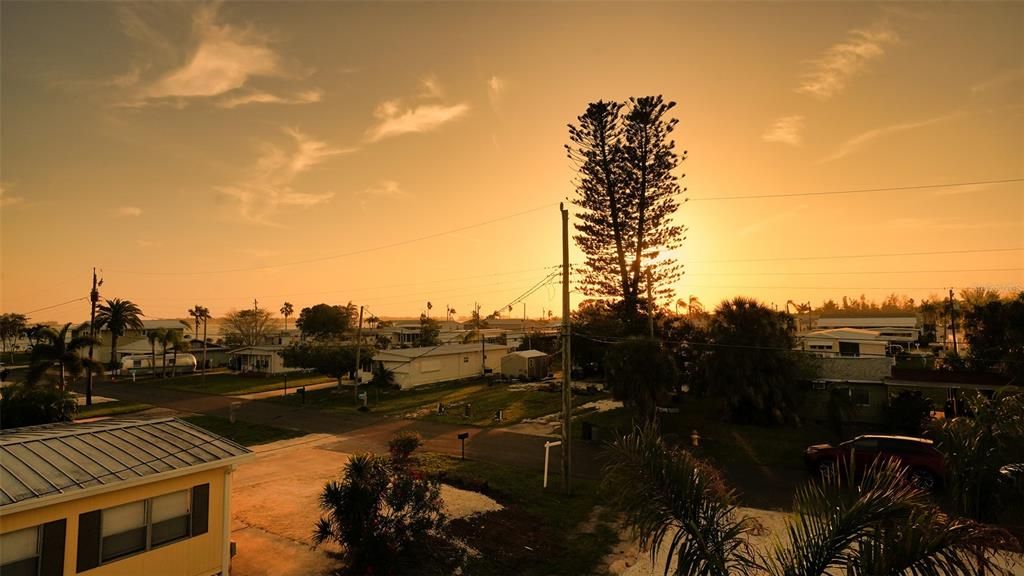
[230,380,339,401]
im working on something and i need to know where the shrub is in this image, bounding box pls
[884,390,933,437]
[0,384,77,429]
[313,433,449,574]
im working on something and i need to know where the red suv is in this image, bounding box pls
[804,435,945,490]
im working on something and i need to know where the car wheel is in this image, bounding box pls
[910,469,937,490]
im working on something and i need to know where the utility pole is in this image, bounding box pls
[476,302,486,378]
[524,302,531,349]
[560,203,572,495]
[646,269,655,339]
[948,288,959,355]
[354,305,364,402]
[86,267,100,406]
[201,313,208,385]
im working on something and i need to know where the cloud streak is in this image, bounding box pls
[218,129,352,224]
[798,21,898,100]
[217,89,322,109]
[821,111,961,163]
[118,206,143,217]
[0,184,24,208]
[366,100,469,142]
[762,115,804,146]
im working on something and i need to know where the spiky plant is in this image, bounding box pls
[26,323,103,389]
[603,425,760,576]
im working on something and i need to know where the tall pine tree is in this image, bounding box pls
[568,96,685,326]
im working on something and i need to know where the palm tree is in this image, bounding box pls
[26,323,103,390]
[94,298,145,368]
[160,330,182,378]
[171,339,189,378]
[603,426,1017,576]
[147,328,165,376]
[280,302,294,331]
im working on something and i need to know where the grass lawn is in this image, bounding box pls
[149,371,333,396]
[182,414,306,446]
[76,401,153,419]
[418,452,618,576]
[577,397,835,472]
[271,378,609,427]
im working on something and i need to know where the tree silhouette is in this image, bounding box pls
[569,96,685,327]
[95,298,145,368]
[280,302,294,331]
[27,323,102,389]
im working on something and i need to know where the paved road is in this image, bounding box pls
[77,379,609,481]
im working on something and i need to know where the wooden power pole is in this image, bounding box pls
[560,203,572,495]
[354,305,364,402]
[948,289,959,355]
[86,267,100,406]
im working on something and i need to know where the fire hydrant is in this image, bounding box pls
[690,429,701,447]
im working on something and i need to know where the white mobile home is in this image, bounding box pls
[374,343,515,389]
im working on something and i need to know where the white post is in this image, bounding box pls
[222,467,233,575]
[543,440,561,488]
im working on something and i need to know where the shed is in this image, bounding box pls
[500,350,551,380]
[0,417,251,576]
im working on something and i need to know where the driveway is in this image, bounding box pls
[230,435,346,576]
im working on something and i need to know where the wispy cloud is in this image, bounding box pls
[217,89,322,109]
[488,75,506,109]
[360,180,408,198]
[798,21,898,100]
[118,206,143,217]
[762,115,804,146]
[366,100,469,142]
[114,4,319,109]
[0,184,24,208]
[217,129,352,224]
[418,76,444,100]
[971,67,1024,95]
[821,111,961,163]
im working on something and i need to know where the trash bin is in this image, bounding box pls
[581,421,593,441]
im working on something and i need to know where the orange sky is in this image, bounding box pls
[1,2,1022,324]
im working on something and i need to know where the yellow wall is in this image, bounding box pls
[0,467,228,576]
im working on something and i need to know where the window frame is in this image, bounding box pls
[0,525,41,576]
[98,490,193,566]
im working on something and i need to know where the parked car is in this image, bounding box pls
[804,434,945,490]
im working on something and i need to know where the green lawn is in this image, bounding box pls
[76,401,153,419]
[150,371,333,396]
[418,452,618,576]
[271,378,609,427]
[182,414,306,446]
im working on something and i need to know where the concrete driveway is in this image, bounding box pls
[230,435,347,576]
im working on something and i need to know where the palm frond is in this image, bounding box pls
[603,425,760,576]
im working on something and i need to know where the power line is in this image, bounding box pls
[687,177,1023,201]
[684,267,1024,277]
[688,247,1024,265]
[19,297,89,316]
[103,203,558,276]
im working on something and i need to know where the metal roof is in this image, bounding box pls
[0,417,250,510]
[376,343,512,360]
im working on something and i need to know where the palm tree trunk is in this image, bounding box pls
[172,348,178,378]
[110,333,119,368]
[161,345,168,378]
[151,341,157,375]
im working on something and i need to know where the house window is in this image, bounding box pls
[101,501,147,562]
[838,342,860,357]
[99,490,191,563]
[1,526,39,576]
[132,359,142,369]
[463,356,469,363]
